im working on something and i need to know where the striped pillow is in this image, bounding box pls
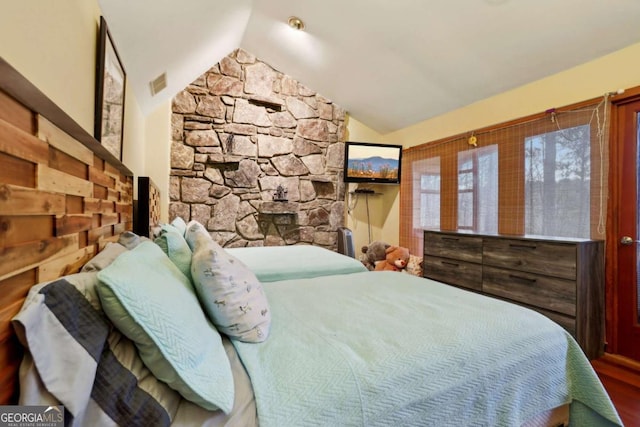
[12,272,179,426]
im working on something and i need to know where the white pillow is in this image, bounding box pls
[186,221,271,343]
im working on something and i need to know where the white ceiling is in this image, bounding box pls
[98,0,640,134]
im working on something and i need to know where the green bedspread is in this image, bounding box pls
[226,245,367,282]
[232,271,621,427]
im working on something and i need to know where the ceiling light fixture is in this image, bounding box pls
[287,16,305,31]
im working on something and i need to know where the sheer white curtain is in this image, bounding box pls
[413,157,441,231]
[524,125,590,238]
[457,145,498,234]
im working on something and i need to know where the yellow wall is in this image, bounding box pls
[377,41,640,248]
[343,116,401,254]
[0,0,101,133]
[0,0,171,221]
[123,91,146,198]
[145,101,172,223]
[346,116,384,144]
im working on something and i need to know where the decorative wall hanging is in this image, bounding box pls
[94,16,126,161]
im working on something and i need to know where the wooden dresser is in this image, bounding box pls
[423,230,605,359]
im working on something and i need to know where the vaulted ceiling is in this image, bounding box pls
[98,0,640,133]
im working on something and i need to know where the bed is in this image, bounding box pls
[0,58,622,427]
[10,237,622,427]
[226,245,368,282]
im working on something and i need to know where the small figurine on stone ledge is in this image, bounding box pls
[273,184,288,202]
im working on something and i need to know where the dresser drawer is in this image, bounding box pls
[482,266,576,316]
[487,293,576,336]
[424,256,482,291]
[482,238,576,280]
[424,232,482,263]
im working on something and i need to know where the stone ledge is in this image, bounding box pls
[259,201,298,214]
[205,154,244,164]
[248,95,284,111]
[302,176,335,182]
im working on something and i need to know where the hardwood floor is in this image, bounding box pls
[592,354,640,427]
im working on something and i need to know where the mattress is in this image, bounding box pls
[226,245,368,282]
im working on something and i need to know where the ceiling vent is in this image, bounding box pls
[149,72,167,96]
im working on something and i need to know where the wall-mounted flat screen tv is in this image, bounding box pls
[343,141,403,184]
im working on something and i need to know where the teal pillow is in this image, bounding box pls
[154,221,192,280]
[96,241,234,413]
[171,216,188,236]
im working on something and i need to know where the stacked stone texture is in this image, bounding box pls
[170,49,346,249]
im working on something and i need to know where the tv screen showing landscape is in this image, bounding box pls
[344,142,402,184]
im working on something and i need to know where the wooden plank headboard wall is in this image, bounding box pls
[0,58,134,405]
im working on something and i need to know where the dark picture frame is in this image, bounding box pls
[94,16,126,161]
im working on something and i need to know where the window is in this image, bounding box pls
[457,145,498,233]
[524,125,590,238]
[400,98,605,256]
[413,157,440,230]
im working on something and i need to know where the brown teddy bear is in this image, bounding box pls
[375,245,410,272]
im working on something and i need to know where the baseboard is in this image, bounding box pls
[592,353,640,389]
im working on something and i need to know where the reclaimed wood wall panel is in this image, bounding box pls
[38,246,97,283]
[0,216,54,246]
[0,119,49,164]
[85,198,115,214]
[0,90,33,134]
[0,234,80,280]
[54,214,93,236]
[37,165,94,197]
[0,58,134,405]
[0,268,37,404]
[0,152,36,187]
[0,185,66,215]
[38,116,94,165]
[49,146,88,180]
[90,166,116,188]
[66,194,84,214]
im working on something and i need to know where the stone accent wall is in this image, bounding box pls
[169,49,347,249]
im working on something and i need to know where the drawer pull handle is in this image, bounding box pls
[442,237,460,242]
[441,261,460,267]
[509,274,537,283]
[509,243,537,250]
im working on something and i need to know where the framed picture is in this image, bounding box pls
[94,16,126,161]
